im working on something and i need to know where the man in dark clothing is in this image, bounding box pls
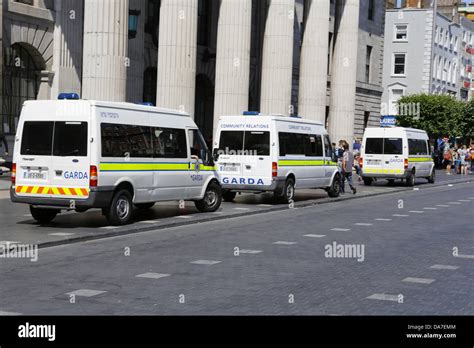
[341,142,357,195]
[0,132,8,156]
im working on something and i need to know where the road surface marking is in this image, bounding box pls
[258,204,273,207]
[413,188,420,191]
[458,199,470,202]
[23,214,32,217]
[273,241,298,245]
[468,198,474,200]
[430,265,459,270]
[366,294,401,302]
[304,234,327,238]
[190,260,221,265]
[393,214,409,217]
[48,233,75,237]
[66,289,107,297]
[0,311,22,315]
[436,205,450,207]
[447,202,461,205]
[456,254,474,259]
[408,211,424,214]
[176,215,192,219]
[331,228,351,232]
[423,207,437,210]
[402,277,435,285]
[136,273,171,279]
[239,249,263,254]
[448,184,453,187]
[139,220,161,224]
[100,226,119,229]
[211,211,224,214]
[355,223,373,226]
[234,208,250,211]
[375,218,392,221]
[0,241,19,245]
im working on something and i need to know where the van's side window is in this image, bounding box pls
[101,123,152,158]
[20,121,54,156]
[188,129,208,160]
[152,127,187,159]
[245,131,270,156]
[408,139,428,156]
[323,135,332,159]
[279,133,305,156]
[305,135,323,157]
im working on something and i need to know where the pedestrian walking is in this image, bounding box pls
[443,141,453,175]
[341,142,357,195]
[458,145,469,175]
[0,131,8,157]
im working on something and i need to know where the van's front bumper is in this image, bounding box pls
[221,177,286,195]
[10,186,114,209]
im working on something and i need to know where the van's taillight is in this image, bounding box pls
[359,157,363,169]
[11,163,16,186]
[272,162,278,178]
[404,159,409,170]
[90,165,98,187]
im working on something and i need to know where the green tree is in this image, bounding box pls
[460,99,474,138]
[396,94,464,139]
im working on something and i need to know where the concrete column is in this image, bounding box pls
[126,0,146,103]
[51,0,83,98]
[328,0,360,147]
[298,0,330,122]
[156,0,198,116]
[82,0,129,101]
[213,0,252,132]
[260,0,295,116]
[37,71,55,100]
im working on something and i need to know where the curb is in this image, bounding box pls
[32,176,473,250]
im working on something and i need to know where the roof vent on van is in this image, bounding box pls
[58,93,80,100]
[243,111,260,116]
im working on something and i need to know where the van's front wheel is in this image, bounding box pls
[106,190,133,226]
[195,182,222,212]
[30,206,59,224]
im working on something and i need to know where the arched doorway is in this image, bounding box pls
[194,74,214,145]
[2,43,45,134]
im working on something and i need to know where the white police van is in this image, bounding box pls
[213,112,340,202]
[360,127,435,186]
[11,94,222,225]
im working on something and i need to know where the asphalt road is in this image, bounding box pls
[0,180,472,315]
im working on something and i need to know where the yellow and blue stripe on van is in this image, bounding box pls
[408,157,433,163]
[99,162,216,172]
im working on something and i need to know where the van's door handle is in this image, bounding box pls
[246,165,251,170]
[259,158,264,160]
[72,159,79,163]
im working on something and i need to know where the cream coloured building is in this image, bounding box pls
[0,0,385,153]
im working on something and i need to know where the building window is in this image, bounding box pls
[394,24,408,41]
[393,53,406,76]
[368,0,375,21]
[128,9,141,39]
[365,45,372,83]
[15,0,33,5]
[390,88,404,115]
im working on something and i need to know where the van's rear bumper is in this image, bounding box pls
[221,177,286,194]
[10,186,114,209]
[361,170,408,179]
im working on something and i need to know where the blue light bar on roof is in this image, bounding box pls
[243,111,259,116]
[58,93,80,100]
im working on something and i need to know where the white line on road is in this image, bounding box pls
[375,218,392,221]
[100,226,119,229]
[0,311,22,315]
[355,223,373,226]
[458,199,470,202]
[304,234,327,238]
[273,241,298,245]
[447,202,461,205]
[366,294,401,302]
[436,205,450,207]
[139,220,161,224]
[393,214,409,217]
[136,273,171,279]
[48,233,75,237]
[408,211,424,214]
[190,260,222,265]
[423,207,437,210]
[66,289,107,297]
[234,208,251,211]
[456,254,474,259]
[0,241,19,245]
[402,277,435,285]
[239,249,263,254]
[258,204,273,207]
[176,216,192,219]
[430,265,459,270]
[331,228,351,232]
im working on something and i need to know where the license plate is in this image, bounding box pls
[366,159,381,165]
[220,165,239,173]
[23,171,47,180]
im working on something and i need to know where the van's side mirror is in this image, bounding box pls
[213,148,220,162]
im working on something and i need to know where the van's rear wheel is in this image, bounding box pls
[222,190,237,202]
[135,202,155,210]
[406,171,416,187]
[278,178,295,203]
[195,182,222,212]
[106,189,133,226]
[387,179,395,186]
[327,174,341,198]
[363,177,373,186]
[30,206,59,224]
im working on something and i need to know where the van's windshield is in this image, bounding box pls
[219,131,270,156]
[365,137,403,155]
[21,121,88,156]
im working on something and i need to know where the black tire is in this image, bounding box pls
[363,177,373,186]
[427,169,436,184]
[327,174,341,198]
[406,171,416,187]
[105,189,134,226]
[279,178,295,203]
[222,190,237,202]
[30,206,59,224]
[195,182,222,212]
[135,202,155,210]
[387,179,395,186]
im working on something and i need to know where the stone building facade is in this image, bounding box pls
[0,0,386,154]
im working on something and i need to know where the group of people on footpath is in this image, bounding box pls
[439,137,474,176]
[333,140,359,195]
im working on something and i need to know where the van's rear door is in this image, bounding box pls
[363,136,384,174]
[16,121,54,198]
[50,121,90,200]
[381,135,404,174]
